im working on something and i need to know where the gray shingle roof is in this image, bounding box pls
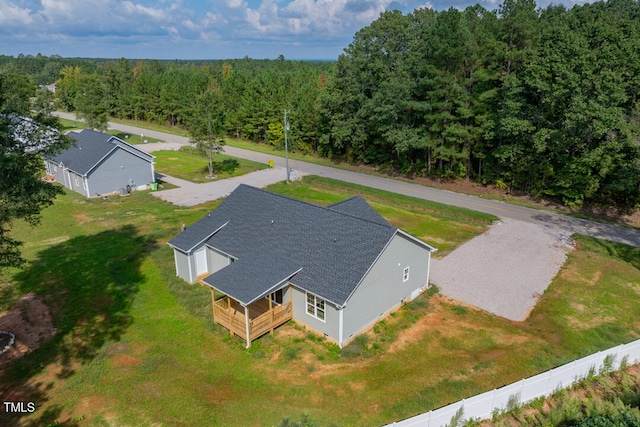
[328,196,390,226]
[47,129,152,175]
[171,184,400,307]
[204,249,302,305]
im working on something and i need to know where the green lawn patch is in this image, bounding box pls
[1,179,639,427]
[107,130,163,144]
[153,147,268,183]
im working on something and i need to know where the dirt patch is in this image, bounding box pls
[566,303,616,330]
[0,294,56,366]
[387,308,445,353]
[114,354,141,367]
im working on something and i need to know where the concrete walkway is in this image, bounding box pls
[152,167,293,206]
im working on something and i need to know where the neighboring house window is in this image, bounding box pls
[53,165,58,172]
[82,178,87,190]
[306,293,325,321]
[74,175,80,187]
[403,266,410,282]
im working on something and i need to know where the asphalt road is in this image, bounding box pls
[56,112,640,247]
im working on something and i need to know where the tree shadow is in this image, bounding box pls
[531,212,640,249]
[0,225,155,426]
[576,235,640,270]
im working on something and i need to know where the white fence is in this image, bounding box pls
[386,338,640,427]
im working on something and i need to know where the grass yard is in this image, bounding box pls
[108,131,163,145]
[0,179,639,426]
[153,147,268,183]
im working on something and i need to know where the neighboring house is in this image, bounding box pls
[168,184,437,348]
[44,129,155,197]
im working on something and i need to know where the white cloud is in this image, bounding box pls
[224,0,245,7]
[0,0,34,27]
[214,0,398,38]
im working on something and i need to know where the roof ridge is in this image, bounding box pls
[107,135,154,159]
[327,195,360,207]
[237,184,395,230]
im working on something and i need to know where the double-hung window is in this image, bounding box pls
[403,266,410,282]
[306,293,325,321]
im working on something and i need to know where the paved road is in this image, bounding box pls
[55,112,640,247]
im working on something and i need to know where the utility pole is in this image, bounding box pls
[284,109,290,183]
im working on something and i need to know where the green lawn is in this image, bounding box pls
[153,147,269,183]
[1,179,639,427]
[108,130,163,145]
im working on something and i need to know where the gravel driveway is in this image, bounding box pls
[430,218,574,321]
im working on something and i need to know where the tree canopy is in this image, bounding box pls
[0,66,69,268]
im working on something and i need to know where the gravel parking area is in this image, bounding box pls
[430,218,574,321]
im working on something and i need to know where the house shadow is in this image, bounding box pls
[0,225,154,426]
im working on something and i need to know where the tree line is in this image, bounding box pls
[2,0,639,210]
[321,0,640,210]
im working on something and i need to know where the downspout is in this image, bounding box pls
[426,251,432,288]
[244,305,251,348]
[173,250,180,277]
[338,307,344,348]
[187,252,194,283]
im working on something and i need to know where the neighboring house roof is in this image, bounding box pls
[46,129,153,176]
[3,114,60,154]
[169,185,436,307]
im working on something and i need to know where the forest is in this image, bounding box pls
[2,0,639,211]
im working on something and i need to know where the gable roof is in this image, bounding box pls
[47,129,153,175]
[328,196,389,226]
[170,185,414,307]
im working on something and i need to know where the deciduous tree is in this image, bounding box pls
[0,67,69,268]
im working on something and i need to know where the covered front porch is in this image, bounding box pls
[201,251,302,347]
[210,288,292,347]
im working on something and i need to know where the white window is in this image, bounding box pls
[306,293,325,322]
[53,165,58,172]
[74,174,80,186]
[403,266,410,282]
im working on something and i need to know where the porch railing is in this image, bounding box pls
[212,296,292,342]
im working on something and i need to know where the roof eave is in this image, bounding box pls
[396,229,438,253]
[168,221,229,254]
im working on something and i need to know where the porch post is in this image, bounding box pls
[210,288,215,320]
[269,296,274,335]
[244,305,251,348]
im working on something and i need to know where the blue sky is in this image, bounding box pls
[1,0,588,60]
